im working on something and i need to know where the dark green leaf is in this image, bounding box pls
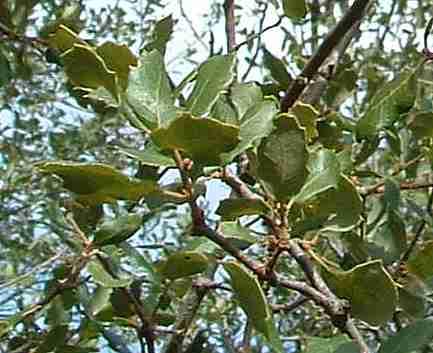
[398,286,426,319]
[378,319,433,353]
[93,213,143,246]
[408,111,433,139]
[0,49,12,87]
[263,48,291,89]
[143,15,174,55]
[407,240,433,288]
[216,198,271,221]
[384,177,400,211]
[219,221,257,250]
[282,0,307,18]
[258,115,309,201]
[356,66,419,139]
[116,144,176,168]
[304,335,350,353]
[35,325,68,353]
[159,251,209,280]
[151,113,240,165]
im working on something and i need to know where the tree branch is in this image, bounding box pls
[280,0,371,112]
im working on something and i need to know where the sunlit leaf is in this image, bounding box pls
[126,49,176,130]
[151,113,240,165]
[35,161,158,205]
[87,261,132,288]
[186,54,236,116]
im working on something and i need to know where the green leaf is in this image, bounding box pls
[86,261,132,288]
[334,342,361,353]
[88,286,112,316]
[320,175,363,231]
[231,82,263,120]
[372,210,407,264]
[322,260,397,325]
[282,0,307,18]
[304,335,350,353]
[48,25,83,53]
[221,98,278,163]
[398,286,426,319]
[383,177,400,211]
[290,103,320,142]
[216,198,271,221]
[349,260,397,325]
[293,149,340,204]
[151,113,240,165]
[186,54,236,116]
[0,49,12,88]
[378,319,433,353]
[408,111,433,139]
[263,48,291,89]
[126,49,176,130]
[116,144,176,167]
[35,325,69,353]
[143,15,174,55]
[93,213,143,246]
[219,221,257,250]
[159,251,209,280]
[356,66,419,139]
[61,44,118,100]
[96,42,137,91]
[35,161,158,205]
[224,261,283,353]
[258,115,309,201]
[407,240,433,288]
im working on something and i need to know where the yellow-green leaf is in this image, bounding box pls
[159,251,209,280]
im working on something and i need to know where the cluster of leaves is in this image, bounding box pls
[3,0,433,353]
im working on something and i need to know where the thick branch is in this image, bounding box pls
[280,0,370,112]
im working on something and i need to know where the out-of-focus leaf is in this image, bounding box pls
[186,54,236,116]
[143,15,173,55]
[263,48,291,89]
[304,335,350,353]
[48,25,83,53]
[159,251,209,280]
[35,324,68,353]
[151,113,240,165]
[216,198,271,221]
[126,50,176,130]
[224,261,283,353]
[356,66,419,139]
[96,42,137,91]
[222,98,278,163]
[0,49,12,88]
[62,44,118,99]
[334,342,361,353]
[258,115,309,201]
[231,82,263,120]
[408,111,433,139]
[93,213,143,246]
[219,221,257,250]
[35,161,158,205]
[293,148,340,204]
[282,0,307,18]
[398,286,426,319]
[378,318,433,353]
[407,240,433,288]
[86,261,132,288]
[383,177,400,211]
[88,286,112,316]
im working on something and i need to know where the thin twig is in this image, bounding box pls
[223,0,236,52]
[179,0,209,51]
